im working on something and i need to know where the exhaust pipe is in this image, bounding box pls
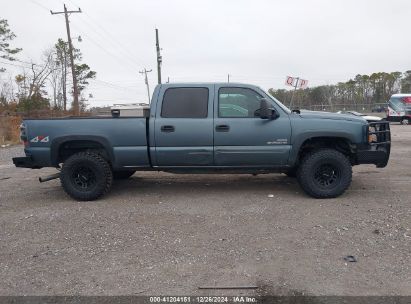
[39,172,60,183]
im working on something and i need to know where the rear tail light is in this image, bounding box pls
[403,97,411,103]
[20,123,28,144]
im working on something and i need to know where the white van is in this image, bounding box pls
[386,94,411,124]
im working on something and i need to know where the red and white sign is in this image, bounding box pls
[285,76,308,88]
[285,76,295,87]
[299,79,308,89]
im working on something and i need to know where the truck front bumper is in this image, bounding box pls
[356,147,390,168]
[12,156,41,169]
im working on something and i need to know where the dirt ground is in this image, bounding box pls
[0,124,410,296]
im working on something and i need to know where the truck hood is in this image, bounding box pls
[298,110,367,123]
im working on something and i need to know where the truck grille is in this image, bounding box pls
[367,121,390,145]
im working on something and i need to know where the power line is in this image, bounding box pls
[66,0,143,67]
[1,58,65,73]
[81,23,141,68]
[28,0,50,12]
[90,79,139,92]
[30,0,141,78]
[0,60,31,69]
[71,16,140,67]
[14,58,50,69]
[67,22,140,75]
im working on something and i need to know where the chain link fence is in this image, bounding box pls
[299,103,387,113]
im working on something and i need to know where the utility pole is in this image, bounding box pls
[139,68,153,104]
[51,4,82,115]
[155,28,162,84]
[61,53,67,111]
[227,74,230,83]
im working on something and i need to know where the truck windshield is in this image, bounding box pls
[389,97,411,111]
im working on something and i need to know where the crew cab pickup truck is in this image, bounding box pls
[13,83,391,201]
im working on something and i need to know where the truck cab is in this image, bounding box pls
[149,83,291,167]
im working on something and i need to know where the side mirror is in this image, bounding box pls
[260,98,278,119]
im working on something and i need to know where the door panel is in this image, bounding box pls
[154,85,214,166]
[214,86,291,166]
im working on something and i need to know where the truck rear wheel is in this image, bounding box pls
[400,118,409,125]
[113,170,136,180]
[60,152,113,201]
[297,149,352,198]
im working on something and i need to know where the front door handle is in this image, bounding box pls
[215,124,230,132]
[161,125,175,132]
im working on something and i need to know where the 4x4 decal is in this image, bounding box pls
[30,136,49,143]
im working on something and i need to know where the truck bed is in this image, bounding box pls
[23,117,150,169]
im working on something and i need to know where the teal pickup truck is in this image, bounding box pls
[13,83,391,201]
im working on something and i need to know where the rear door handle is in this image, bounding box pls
[215,124,230,132]
[161,125,175,132]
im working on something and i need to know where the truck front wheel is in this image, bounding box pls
[297,149,352,198]
[60,152,113,201]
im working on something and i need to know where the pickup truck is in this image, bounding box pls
[13,83,391,201]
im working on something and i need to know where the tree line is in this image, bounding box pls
[269,71,411,111]
[0,18,95,115]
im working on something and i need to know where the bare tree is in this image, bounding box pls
[44,48,63,109]
[27,53,54,99]
[0,76,15,106]
[14,51,56,113]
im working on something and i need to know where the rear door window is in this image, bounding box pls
[161,88,209,118]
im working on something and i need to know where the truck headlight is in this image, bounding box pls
[368,126,377,143]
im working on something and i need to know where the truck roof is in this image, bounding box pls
[159,82,257,87]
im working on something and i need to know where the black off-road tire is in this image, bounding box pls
[113,170,136,180]
[296,149,352,198]
[60,152,113,201]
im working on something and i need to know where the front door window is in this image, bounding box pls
[219,87,263,118]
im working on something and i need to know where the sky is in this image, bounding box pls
[1,0,411,107]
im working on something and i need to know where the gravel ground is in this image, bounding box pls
[0,125,410,296]
[0,145,23,163]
